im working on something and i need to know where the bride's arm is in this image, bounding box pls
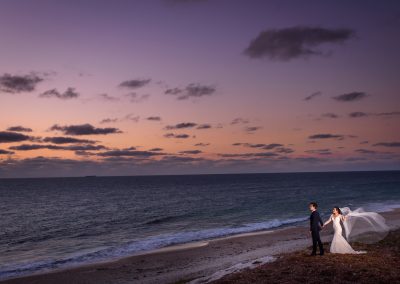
[323,215,333,226]
[340,214,347,221]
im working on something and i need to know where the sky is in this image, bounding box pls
[0,0,399,178]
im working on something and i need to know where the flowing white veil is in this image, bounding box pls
[340,207,390,244]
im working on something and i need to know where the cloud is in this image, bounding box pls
[9,144,107,151]
[373,142,400,147]
[244,126,262,133]
[308,133,345,140]
[346,111,400,118]
[119,79,151,89]
[179,150,202,154]
[274,147,295,154]
[304,91,322,101]
[165,88,183,95]
[0,149,14,155]
[243,26,354,61]
[0,131,33,143]
[233,142,294,154]
[125,93,150,103]
[185,84,215,98]
[0,73,43,93]
[163,133,190,139]
[42,136,97,144]
[6,126,32,132]
[98,93,120,101]
[355,149,377,154]
[149,147,163,152]
[233,142,283,150]
[218,152,279,158]
[165,83,216,100]
[39,87,79,99]
[99,118,119,124]
[50,124,122,135]
[375,111,400,117]
[123,113,140,122]
[97,149,164,157]
[197,124,212,129]
[348,111,368,118]
[321,113,339,119]
[147,116,162,121]
[165,122,197,130]
[305,149,333,155]
[194,143,210,147]
[230,118,249,125]
[332,92,368,102]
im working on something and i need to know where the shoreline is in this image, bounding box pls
[2,209,400,284]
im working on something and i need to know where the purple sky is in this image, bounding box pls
[0,0,399,177]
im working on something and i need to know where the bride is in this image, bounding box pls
[323,206,390,254]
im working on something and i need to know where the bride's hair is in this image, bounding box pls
[334,206,342,215]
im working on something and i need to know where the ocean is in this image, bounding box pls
[1,171,399,280]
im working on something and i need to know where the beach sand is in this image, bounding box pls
[2,209,400,284]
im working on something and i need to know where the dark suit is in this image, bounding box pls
[310,210,324,255]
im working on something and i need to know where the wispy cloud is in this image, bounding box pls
[373,142,400,147]
[125,93,150,103]
[97,149,165,157]
[304,91,322,101]
[243,26,354,61]
[0,73,44,93]
[165,83,216,100]
[308,133,345,140]
[333,92,368,102]
[50,124,122,135]
[0,149,14,155]
[9,144,107,151]
[119,79,151,89]
[194,143,210,147]
[230,117,249,125]
[179,150,202,154]
[164,133,190,139]
[6,126,32,132]
[321,113,339,119]
[146,116,162,121]
[39,88,79,99]
[244,126,262,133]
[0,131,34,143]
[42,136,97,144]
[305,148,333,155]
[99,118,119,124]
[165,122,197,130]
[98,93,120,101]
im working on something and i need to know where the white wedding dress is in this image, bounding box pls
[327,207,390,254]
[329,214,364,254]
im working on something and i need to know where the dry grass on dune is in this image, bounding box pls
[212,230,400,284]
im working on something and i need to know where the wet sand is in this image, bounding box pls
[2,209,400,284]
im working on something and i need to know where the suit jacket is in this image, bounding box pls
[310,210,323,232]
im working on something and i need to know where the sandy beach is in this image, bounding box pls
[2,209,400,284]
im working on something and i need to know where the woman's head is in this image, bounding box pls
[332,207,342,215]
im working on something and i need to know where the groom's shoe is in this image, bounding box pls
[310,253,317,256]
[319,251,324,256]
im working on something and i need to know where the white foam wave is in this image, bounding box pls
[0,216,306,280]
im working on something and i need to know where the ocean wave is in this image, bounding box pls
[143,215,183,225]
[0,216,307,280]
[362,201,400,213]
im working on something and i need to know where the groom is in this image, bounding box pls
[309,202,324,256]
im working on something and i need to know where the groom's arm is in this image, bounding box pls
[317,212,323,227]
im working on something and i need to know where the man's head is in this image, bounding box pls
[309,202,318,212]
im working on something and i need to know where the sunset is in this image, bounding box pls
[0,1,399,283]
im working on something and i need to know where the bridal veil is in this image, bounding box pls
[340,207,390,244]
